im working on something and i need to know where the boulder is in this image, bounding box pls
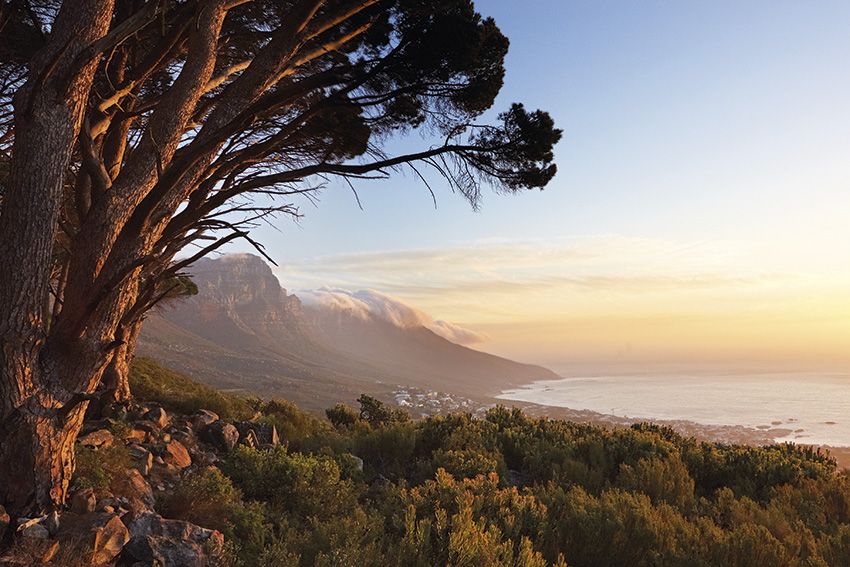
[143,407,169,428]
[58,512,129,565]
[78,429,114,449]
[112,469,155,513]
[189,448,218,467]
[240,428,259,449]
[163,441,191,469]
[200,422,239,452]
[129,445,154,476]
[234,421,279,447]
[19,523,48,540]
[119,512,224,567]
[191,410,219,430]
[134,421,161,439]
[71,488,98,514]
[43,511,60,537]
[125,427,148,443]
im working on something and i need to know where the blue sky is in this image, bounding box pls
[224,1,850,370]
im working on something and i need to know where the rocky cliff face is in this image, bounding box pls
[158,254,312,355]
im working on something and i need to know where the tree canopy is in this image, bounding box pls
[0,0,560,514]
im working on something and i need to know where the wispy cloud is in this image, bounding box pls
[298,288,487,345]
[279,236,786,311]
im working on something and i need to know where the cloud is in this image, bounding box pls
[297,288,487,345]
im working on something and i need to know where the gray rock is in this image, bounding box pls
[143,407,169,428]
[200,421,239,452]
[44,510,60,536]
[233,421,279,448]
[120,512,224,567]
[191,410,219,430]
[58,512,129,565]
[20,522,49,539]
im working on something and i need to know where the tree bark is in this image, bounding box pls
[101,317,143,404]
[0,0,114,516]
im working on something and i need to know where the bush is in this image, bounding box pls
[159,467,270,564]
[326,403,359,428]
[129,357,254,419]
[261,399,330,447]
[74,444,131,490]
[221,446,357,522]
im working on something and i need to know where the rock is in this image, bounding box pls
[349,454,364,472]
[102,403,130,420]
[125,427,148,443]
[240,428,259,449]
[78,429,115,449]
[143,407,169,428]
[129,445,154,476]
[112,469,155,513]
[44,511,60,537]
[72,488,98,514]
[189,448,218,467]
[191,410,219,430]
[119,512,224,567]
[58,512,129,566]
[0,505,9,541]
[19,523,49,539]
[200,422,239,452]
[234,421,279,447]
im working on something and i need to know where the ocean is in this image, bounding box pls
[497,372,850,447]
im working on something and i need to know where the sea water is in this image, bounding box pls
[498,373,850,446]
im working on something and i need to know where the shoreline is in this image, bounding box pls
[491,397,850,470]
[385,385,850,470]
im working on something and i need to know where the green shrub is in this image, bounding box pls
[159,467,270,565]
[74,444,131,490]
[326,403,359,428]
[129,357,254,419]
[221,446,357,522]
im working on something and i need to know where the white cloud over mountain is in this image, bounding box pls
[298,288,486,346]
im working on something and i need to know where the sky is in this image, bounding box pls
[225,0,850,374]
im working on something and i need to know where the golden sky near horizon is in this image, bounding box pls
[278,234,850,372]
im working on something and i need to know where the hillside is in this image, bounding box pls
[6,358,849,566]
[139,254,557,410]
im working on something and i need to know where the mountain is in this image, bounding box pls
[138,254,558,409]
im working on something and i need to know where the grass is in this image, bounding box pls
[129,357,255,420]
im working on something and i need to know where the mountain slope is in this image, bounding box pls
[138,254,558,408]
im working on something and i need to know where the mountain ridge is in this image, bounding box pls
[138,254,558,410]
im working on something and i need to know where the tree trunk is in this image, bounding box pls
[101,317,143,404]
[0,402,87,515]
[0,0,114,516]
